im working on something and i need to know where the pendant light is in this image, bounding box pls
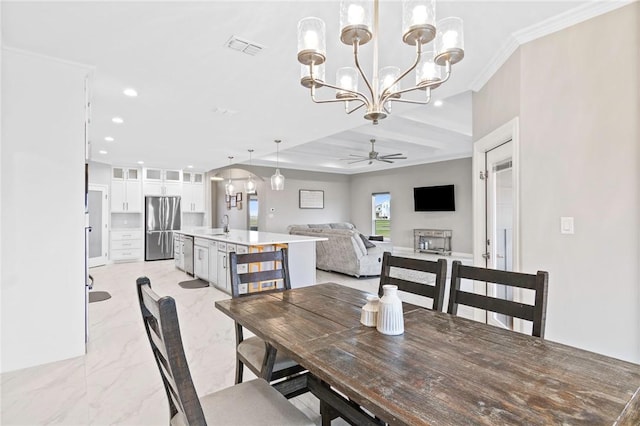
[270,140,285,191]
[225,156,235,196]
[245,149,256,194]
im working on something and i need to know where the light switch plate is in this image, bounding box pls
[560,217,574,234]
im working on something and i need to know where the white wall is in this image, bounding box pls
[1,49,88,372]
[473,3,639,362]
[349,159,473,252]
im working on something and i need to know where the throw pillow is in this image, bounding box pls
[359,233,376,248]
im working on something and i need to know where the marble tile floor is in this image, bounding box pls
[1,260,384,426]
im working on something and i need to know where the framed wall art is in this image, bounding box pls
[299,189,324,209]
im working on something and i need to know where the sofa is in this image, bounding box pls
[287,222,392,277]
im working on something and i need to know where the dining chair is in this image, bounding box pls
[228,248,306,397]
[136,276,313,426]
[378,251,447,311]
[447,261,549,338]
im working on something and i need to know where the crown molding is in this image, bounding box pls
[469,0,634,92]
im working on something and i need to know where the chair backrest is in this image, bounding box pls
[378,252,447,311]
[447,261,549,338]
[136,277,206,426]
[229,248,291,298]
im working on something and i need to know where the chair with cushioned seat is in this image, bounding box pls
[136,276,313,426]
[229,248,307,397]
[378,251,447,311]
[447,261,549,338]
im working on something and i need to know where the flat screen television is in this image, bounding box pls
[414,185,455,211]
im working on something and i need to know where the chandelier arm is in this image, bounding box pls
[382,60,452,103]
[346,102,366,115]
[310,86,368,107]
[310,79,370,107]
[381,42,423,101]
[352,40,375,103]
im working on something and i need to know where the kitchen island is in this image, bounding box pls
[174,228,327,294]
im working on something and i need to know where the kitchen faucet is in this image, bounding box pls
[222,214,230,234]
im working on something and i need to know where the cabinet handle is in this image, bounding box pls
[223,255,226,269]
[123,202,125,211]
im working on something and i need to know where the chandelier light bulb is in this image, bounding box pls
[411,5,428,26]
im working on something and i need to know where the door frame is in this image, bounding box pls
[88,183,109,267]
[472,117,521,323]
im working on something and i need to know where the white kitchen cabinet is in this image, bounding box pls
[143,168,182,196]
[208,240,218,284]
[110,229,142,262]
[216,241,229,292]
[194,238,209,280]
[174,233,184,271]
[182,171,205,212]
[111,167,141,212]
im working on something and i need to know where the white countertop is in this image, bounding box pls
[176,227,327,246]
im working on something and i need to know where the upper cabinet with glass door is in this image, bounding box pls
[143,168,182,196]
[111,167,142,212]
[183,171,205,212]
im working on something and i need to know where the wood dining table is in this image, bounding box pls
[215,282,640,425]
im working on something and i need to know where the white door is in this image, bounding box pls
[473,118,521,331]
[484,142,517,330]
[88,184,108,267]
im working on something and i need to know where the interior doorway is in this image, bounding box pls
[87,184,108,267]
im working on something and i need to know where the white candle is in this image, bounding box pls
[340,75,353,90]
[442,30,458,50]
[411,5,428,26]
[304,30,319,50]
[347,4,364,25]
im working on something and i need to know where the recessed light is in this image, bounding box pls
[104,136,114,142]
[99,150,108,155]
[187,165,194,169]
[433,100,444,107]
[123,88,138,97]
[112,116,124,124]
[137,160,144,165]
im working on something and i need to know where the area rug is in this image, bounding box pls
[178,278,209,289]
[89,291,112,303]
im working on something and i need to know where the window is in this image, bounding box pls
[371,192,391,238]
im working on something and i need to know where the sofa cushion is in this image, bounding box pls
[308,223,331,229]
[329,222,355,230]
[359,233,376,248]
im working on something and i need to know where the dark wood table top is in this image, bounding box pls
[215,282,640,425]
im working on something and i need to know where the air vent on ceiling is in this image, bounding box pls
[225,36,264,56]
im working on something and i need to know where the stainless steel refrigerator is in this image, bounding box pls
[145,196,181,261]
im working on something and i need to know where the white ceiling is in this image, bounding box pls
[2,1,624,174]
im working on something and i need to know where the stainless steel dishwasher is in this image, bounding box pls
[183,235,194,276]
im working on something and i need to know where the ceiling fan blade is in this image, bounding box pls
[340,156,366,161]
[378,159,394,163]
[380,153,406,158]
[348,158,371,164]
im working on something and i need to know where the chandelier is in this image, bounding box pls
[297,0,464,124]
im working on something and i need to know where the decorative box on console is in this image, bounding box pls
[414,229,452,255]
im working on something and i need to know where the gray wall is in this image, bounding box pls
[473,3,639,362]
[212,165,351,234]
[349,159,473,252]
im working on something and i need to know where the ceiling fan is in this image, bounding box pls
[342,139,407,165]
